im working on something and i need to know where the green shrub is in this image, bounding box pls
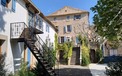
[9,60,36,76]
[105,62,122,76]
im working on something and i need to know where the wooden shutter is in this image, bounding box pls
[1,0,7,6]
[70,25,72,32]
[12,0,16,12]
[64,26,66,33]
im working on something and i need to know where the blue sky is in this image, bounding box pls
[32,0,97,24]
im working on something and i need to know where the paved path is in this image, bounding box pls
[55,65,92,76]
[89,64,107,76]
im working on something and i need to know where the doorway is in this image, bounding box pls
[90,49,96,63]
[70,47,80,65]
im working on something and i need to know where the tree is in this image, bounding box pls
[91,0,122,43]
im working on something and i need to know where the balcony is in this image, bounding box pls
[10,22,43,41]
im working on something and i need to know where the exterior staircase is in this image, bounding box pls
[10,22,59,76]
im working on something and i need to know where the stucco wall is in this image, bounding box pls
[0,0,28,73]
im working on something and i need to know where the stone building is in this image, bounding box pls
[47,6,89,65]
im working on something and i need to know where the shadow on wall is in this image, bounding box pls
[55,68,92,76]
[0,3,13,32]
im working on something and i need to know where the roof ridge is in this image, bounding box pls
[48,6,88,16]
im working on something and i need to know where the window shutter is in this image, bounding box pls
[64,26,66,33]
[48,25,50,33]
[64,36,66,42]
[1,0,6,6]
[12,0,16,12]
[76,37,80,44]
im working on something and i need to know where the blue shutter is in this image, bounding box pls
[64,26,66,33]
[70,25,72,32]
[64,37,66,42]
[46,25,47,32]
[1,0,6,6]
[48,25,50,33]
[76,37,80,44]
[12,0,16,12]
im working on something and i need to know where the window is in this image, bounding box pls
[64,25,72,33]
[1,0,15,11]
[12,0,16,12]
[28,11,34,27]
[61,37,64,43]
[46,24,49,33]
[39,18,43,29]
[54,17,57,21]
[67,37,71,42]
[67,25,72,32]
[74,15,81,20]
[66,16,70,20]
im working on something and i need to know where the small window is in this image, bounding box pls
[54,17,57,21]
[74,15,81,20]
[61,37,64,43]
[46,24,49,33]
[67,37,71,42]
[64,25,72,33]
[66,16,70,20]
[67,25,72,32]
[40,19,43,29]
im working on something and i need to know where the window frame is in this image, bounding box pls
[74,15,81,20]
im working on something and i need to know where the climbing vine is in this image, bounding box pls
[78,35,90,66]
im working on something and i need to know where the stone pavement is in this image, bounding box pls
[89,63,107,76]
[55,65,92,76]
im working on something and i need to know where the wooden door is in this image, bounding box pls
[90,49,96,63]
[71,47,80,65]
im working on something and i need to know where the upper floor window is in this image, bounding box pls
[39,18,43,29]
[74,15,81,20]
[46,24,49,33]
[54,17,57,21]
[1,0,7,7]
[64,25,72,33]
[67,25,72,32]
[1,0,16,12]
[66,16,70,20]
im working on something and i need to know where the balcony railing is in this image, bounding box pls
[10,22,27,39]
[10,22,43,39]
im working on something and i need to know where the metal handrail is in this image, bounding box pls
[10,21,59,75]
